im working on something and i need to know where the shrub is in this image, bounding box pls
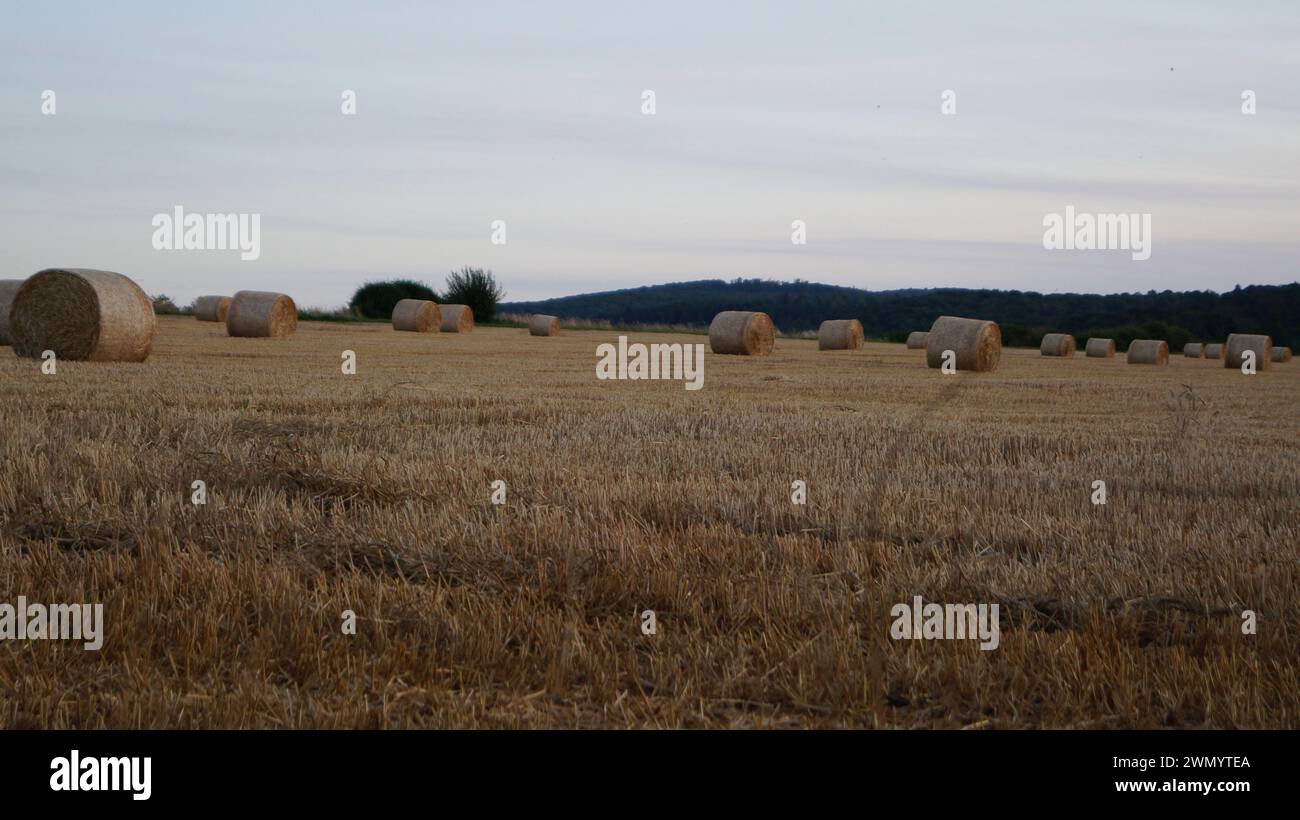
[443,267,505,322]
[152,294,183,315]
[348,279,439,319]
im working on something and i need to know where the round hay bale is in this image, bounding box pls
[1040,333,1076,357]
[226,290,297,338]
[440,304,474,333]
[1126,339,1168,365]
[905,331,928,349]
[391,299,441,332]
[528,314,560,336]
[708,311,775,355]
[924,316,1001,372]
[1182,343,1204,358]
[1203,343,1223,359]
[192,295,231,323]
[0,278,26,346]
[1272,346,1292,363]
[9,268,155,362]
[1085,337,1115,358]
[817,319,863,350]
[1224,333,1272,371]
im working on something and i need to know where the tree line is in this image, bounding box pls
[502,278,1300,349]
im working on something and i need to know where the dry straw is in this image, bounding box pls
[9,268,155,362]
[391,299,441,332]
[709,311,775,355]
[818,319,863,350]
[192,295,231,323]
[1183,343,1204,358]
[1272,346,1293,363]
[529,314,560,336]
[905,331,928,349]
[1085,337,1115,358]
[1203,343,1223,359]
[440,304,474,333]
[1224,333,1272,371]
[925,316,1001,371]
[227,290,297,338]
[0,278,25,346]
[1127,339,1168,365]
[1040,333,1076,357]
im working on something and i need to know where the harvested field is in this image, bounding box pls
[1,316,1297,729]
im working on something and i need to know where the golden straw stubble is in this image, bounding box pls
[391,299,441,333]
[1040,333,1076,357]
[0,278,25,346]
[1085,337,1116,358]
[227,290,297,338]
[440,304,474,333]
[528,314,560,336]
[708,311,775,355]
[817,319,863,350]
[192,295,231,323]
[1126,339,1169,365]
[925,316,1001,371]
[1224,333,1272,371]
[9,268,155,362]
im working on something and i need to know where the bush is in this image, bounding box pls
[298,306,369,322]
[443,267,505,322]
[348,279,439,319]
[152,294,182,315]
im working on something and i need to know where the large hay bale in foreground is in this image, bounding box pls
[529,314,560,336]
[1272,346,1293,363]
[708,311,775,355]
[391,299,441,332]
[1183,343,1204,358]
[925,316,1001,371]
[0,278,25,345]
[440,304,474,333]
[1127,339,1168,365]
[905,331,928,349]
[9,268,155,361]
[192,295,231,323]
[1224,333,1272,371]
[1085,337,1115,358]
[227,290,297,338]
[1203,343,1223,359]
[818,319,863,350]
[1040,333,1076,357]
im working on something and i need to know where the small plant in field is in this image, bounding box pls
[1165,383,1209,435]
[152,294,182,315]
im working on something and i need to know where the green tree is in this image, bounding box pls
[443,267,505,322]
[348,279,439,319]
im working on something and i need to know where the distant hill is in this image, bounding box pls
[502,278,1300,349]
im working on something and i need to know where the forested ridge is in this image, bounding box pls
[503,278,1299,348]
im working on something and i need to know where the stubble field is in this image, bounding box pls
[1,315,1296,728]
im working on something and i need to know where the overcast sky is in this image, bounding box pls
[2,1,1297,306]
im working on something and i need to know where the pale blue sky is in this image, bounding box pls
[2,1,1297,306]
